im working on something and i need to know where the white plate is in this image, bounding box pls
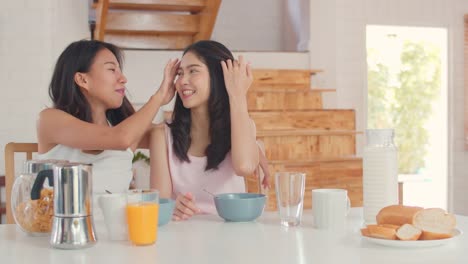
[362,229,462,248]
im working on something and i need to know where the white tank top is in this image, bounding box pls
[37,144,133,195]
[37,144,133,222]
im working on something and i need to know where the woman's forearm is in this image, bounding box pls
[229,97,259,176]
[115,94,163,148]
[149,126,173,198]
[116,58,178,148]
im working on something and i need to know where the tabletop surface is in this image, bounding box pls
[0,208,467,264]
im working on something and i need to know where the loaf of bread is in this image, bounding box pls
[362,205,456,241]
[414,208,456,240]
[376,205,423,226]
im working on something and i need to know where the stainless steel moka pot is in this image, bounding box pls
[50,162,97,249]
[24,160,62,175]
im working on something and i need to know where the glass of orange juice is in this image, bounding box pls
[126,189,159,246]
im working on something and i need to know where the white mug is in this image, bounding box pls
[98,193,128,241]
[312,189,351,230]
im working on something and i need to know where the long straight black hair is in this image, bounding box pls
[169,40,234,171]
[49,40,135,125]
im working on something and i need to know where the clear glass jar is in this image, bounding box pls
[363,129,398,224]
[11,160,65,235]
[11,170,54,235]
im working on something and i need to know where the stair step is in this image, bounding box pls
[248,90,323,110]
[257,130,360,160]
[249,69,335,111]
[104,33,193,49]
[94,0,220,49]
[251,87,336,92]
[103,0,205,12]
[251,110,356,130]
[268,155,362,164]
[251,69,322,90]
[245,157,363,211]
[106,11,199,34]
[257,129,362,137]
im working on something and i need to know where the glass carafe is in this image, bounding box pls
[363,129,398,224]
[10,160,65,235]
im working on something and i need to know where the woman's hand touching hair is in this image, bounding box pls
[221,55,253,100]
[155,58,180,105]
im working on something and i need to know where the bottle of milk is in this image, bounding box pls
[363,129,398,224]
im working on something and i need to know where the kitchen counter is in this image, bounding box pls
[0,208,467,264]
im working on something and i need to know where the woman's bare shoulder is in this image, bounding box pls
[38,108,71,121]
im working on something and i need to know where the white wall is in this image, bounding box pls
[0,1,88,155]
[211,0,310,51]
[309,0,468,215]
[0,0,89,218]
[211,0,283,51]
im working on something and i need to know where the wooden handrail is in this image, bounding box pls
[94,0,110,41]
[193,0,221,42]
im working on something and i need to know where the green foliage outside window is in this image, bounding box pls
[367,41,441,174]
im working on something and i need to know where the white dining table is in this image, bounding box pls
[0,208,467,264]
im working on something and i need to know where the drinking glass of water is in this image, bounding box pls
[275,172,306,227]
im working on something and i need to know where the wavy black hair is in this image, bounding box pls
[169,40,234,170]
[49,40,135,125]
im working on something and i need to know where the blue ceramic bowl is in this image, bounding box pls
[214,193,266,222]
[158,198,175,226]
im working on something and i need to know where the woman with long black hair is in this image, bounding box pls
[150,40,270,221]
[37,39,179,197]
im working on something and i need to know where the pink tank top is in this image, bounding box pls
[165,125,246,214]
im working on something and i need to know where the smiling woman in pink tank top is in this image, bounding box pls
[150,40,270,220]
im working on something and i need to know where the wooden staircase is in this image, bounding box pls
[246,69,363,211]
[93,0,221,49]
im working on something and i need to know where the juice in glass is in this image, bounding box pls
[126,202,159,245]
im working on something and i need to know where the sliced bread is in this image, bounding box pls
[367,224,397,240]
[396,224,422,241]
[413,208,456,240]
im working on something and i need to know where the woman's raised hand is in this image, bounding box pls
[221,55,253,99]
[155,58,180,105]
